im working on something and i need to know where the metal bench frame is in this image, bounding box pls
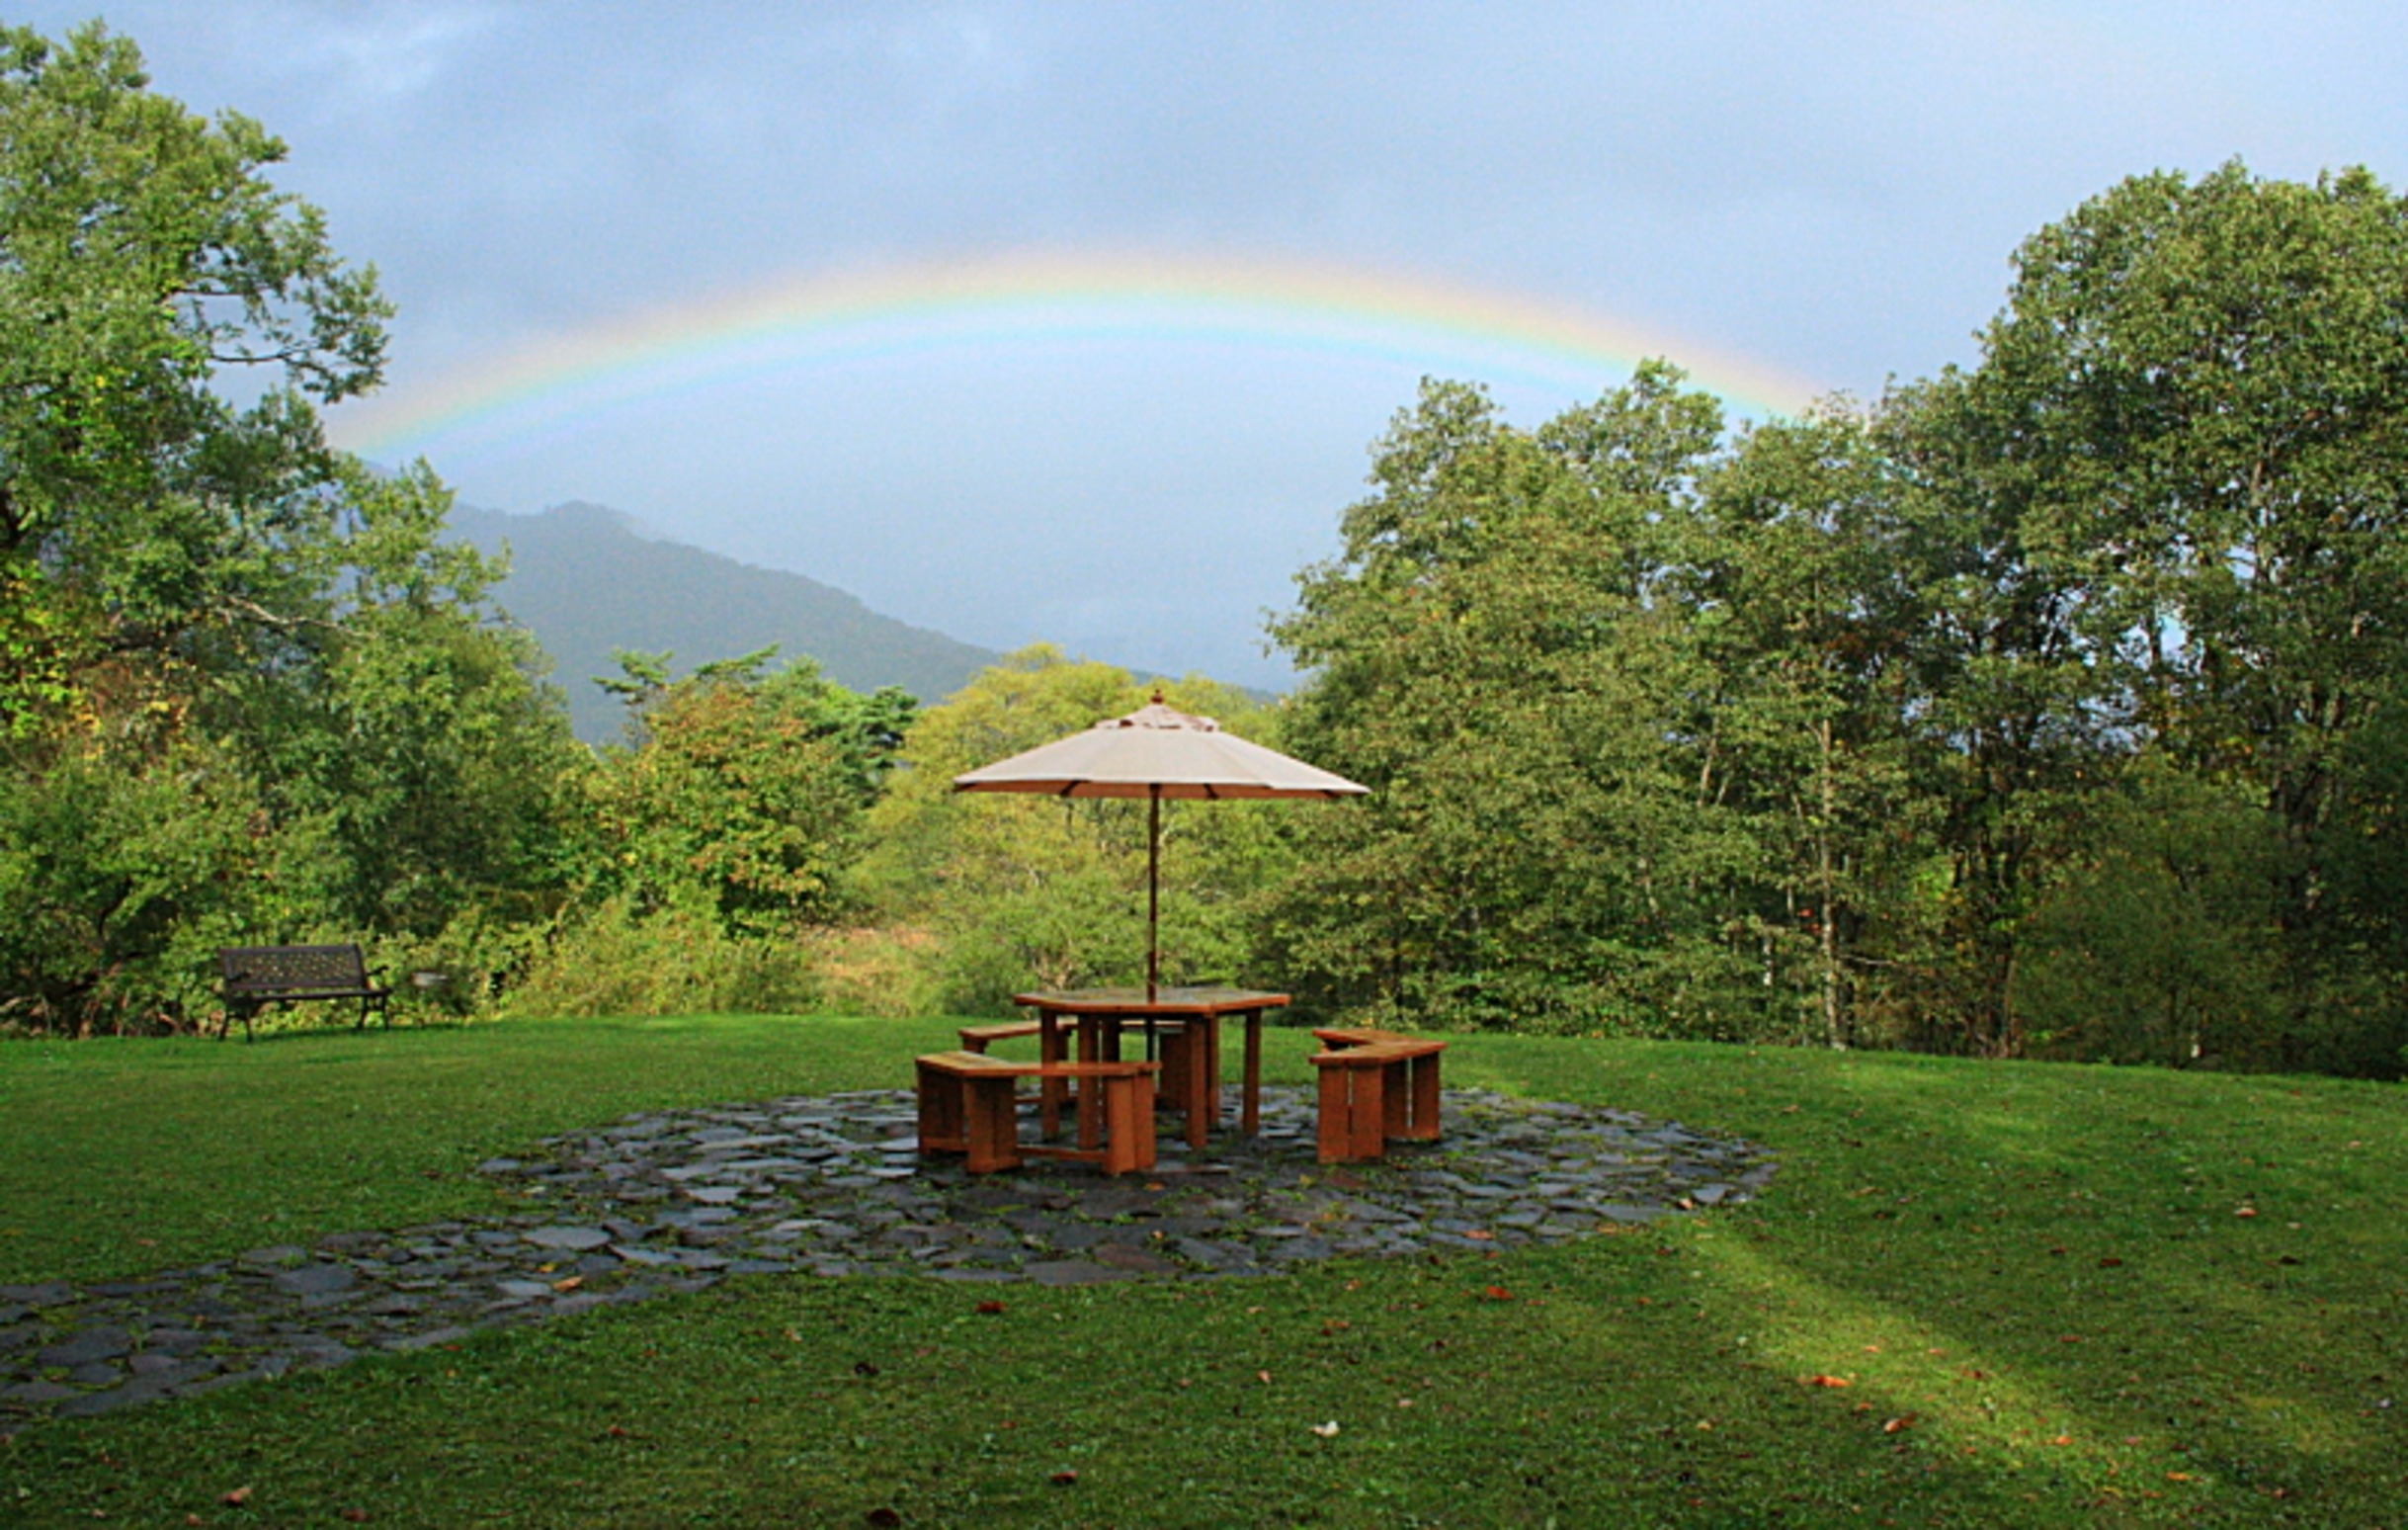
[216,944,391,1042]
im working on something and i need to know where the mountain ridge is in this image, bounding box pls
[447,501,1003,742]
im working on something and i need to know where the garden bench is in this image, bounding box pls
[959,1016,1200,1112]
[1309,1028,1447,1163]
[915,1051,1161,1175]
[216,944,392,1042]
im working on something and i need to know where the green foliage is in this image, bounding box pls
[580,648,905,937]
[1261,165,2408,1076]
[0,23,581,1033]
[1915,161,2408,1068]
[1270,368,1787,1035]
[2017,759,2286,1068]
[0,738,262,1034]
[502,896,820,1020]
[0,21,386,672]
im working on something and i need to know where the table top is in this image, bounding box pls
[1013,986,1291,1016]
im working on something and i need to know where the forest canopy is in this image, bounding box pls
[3,23,2403,1077]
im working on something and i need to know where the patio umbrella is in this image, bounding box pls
[953,694,1369,1000]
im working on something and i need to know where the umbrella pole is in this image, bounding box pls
[1146,784,1161,1003]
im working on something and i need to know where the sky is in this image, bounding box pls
[20,3,2408,688]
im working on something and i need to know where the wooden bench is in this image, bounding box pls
[216,944,392,1042]
[959,1017,1202,1116]
[915,1051,1161,1175]
[1309,1027,1447,1163]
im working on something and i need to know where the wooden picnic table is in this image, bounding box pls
[1012,986,1290,1150]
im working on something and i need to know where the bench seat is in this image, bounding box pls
[915,1051,1160,1175]
[1309,1031,1447,1163]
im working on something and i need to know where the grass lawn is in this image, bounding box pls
[2,1014,2403,1526]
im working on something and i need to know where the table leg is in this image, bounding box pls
[1038,1010,1065,1139]
[1186,1014,1218,1150]
[1242,1009,1263,1136]
[1077,1015,1106,1152]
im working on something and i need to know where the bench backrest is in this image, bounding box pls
[219,944,371,994]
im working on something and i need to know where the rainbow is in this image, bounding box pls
[330,250,1822,463]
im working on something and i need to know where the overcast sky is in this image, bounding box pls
[22,3,2408,687]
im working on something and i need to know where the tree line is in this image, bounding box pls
[5,23,2404,1077]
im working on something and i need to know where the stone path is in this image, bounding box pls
[0,1086,1773,1427]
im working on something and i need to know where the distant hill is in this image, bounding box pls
[449,501,1002,743]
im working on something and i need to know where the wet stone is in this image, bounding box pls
[523,1226,613,1252]
[38,1327,131,1367]
[272,1263,357,1299]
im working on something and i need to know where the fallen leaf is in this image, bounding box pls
[2167,1472,2194,1483]
[550,1275,583,1293]
[2050,1434,2074,1446]
[1320,1318,1351,1334]
[1464,1230,1495,1241]
[1049,1470,1079,1487]
[1257,1370,1274,1385]
[1479,1285,1513,1302]
[1798,1375,1852,1389]
[2099,1257,2124,1268]
[2236,1206,2259,1219]
[974,1300,1006,1316]
[1883,1415,1917,1434]
[221,1486,254,1506]
[1310,1420,1341,1438]
[340,1511,372,1524]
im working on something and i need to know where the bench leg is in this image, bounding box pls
[1405,1053,1443,1141]
[916,1061,967,1154]
[1381,1058,1414,1143]
[962,1074,1025,1173]
[1100,1074,1157,1176]
[1316,1062,1387,1164]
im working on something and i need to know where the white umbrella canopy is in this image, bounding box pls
[952,696,1368,801]
[954,695,1368,997]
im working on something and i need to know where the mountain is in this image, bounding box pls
[448,501,1002,743]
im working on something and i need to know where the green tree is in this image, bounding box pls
[581,649,907,937]
[1269,367,1778,1035]
[1937,161,2408,1068]
[0,22,387,734]
[1694,409,1939,1048]
[0,23,579,1030]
